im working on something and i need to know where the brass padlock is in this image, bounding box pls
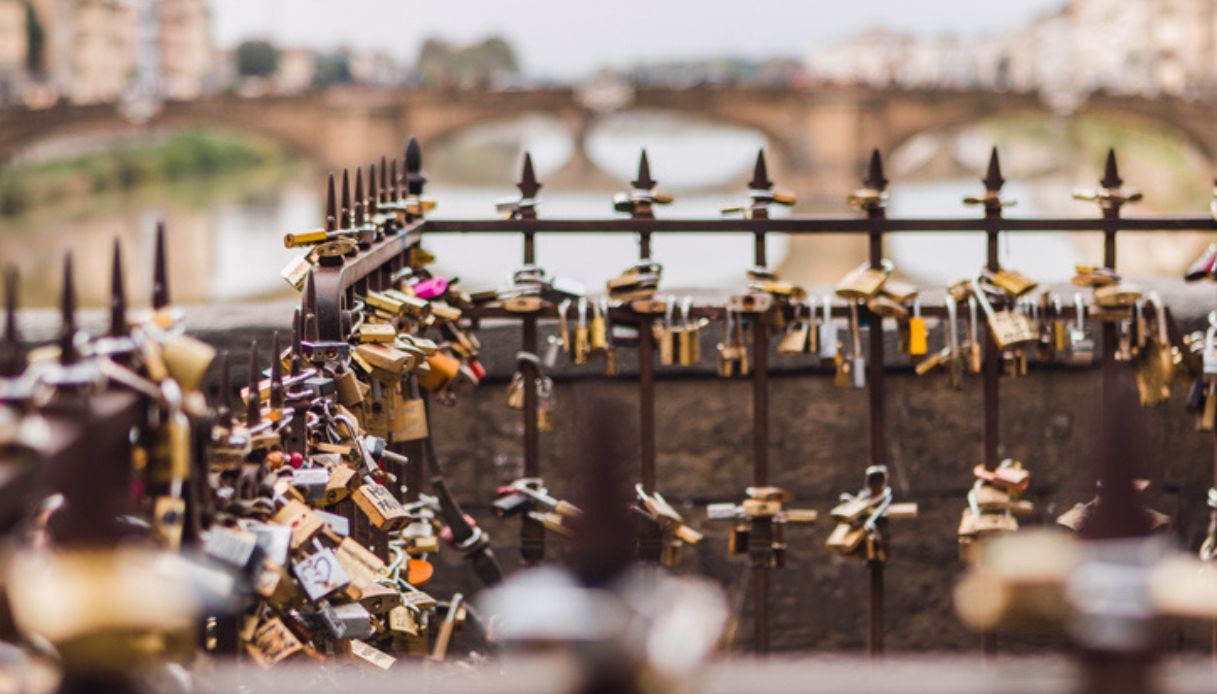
[835,260,892,301]
[986,269,1038,298]
[973,282,1036,350]
[352,480,409,531]
[247,617,305,669]
[160,333,216,392]
[390,384,429,441]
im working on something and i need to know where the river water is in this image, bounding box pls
[1,111,1211,307]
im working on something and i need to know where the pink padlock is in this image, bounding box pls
[413,277,448,300]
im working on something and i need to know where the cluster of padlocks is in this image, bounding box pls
[8,133,1217,692]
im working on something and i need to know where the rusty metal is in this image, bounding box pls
[283,140,1217,665]
[861,150,890,658]
[516,153,545,566]
[974,149,1008,658]
[745,150,776,654]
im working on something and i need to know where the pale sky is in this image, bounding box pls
[210,0,1066,79]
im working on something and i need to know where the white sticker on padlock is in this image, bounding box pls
[293,547,350,602]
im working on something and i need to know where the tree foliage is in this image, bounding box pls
[415,35,519,87]
[236,40,280,78]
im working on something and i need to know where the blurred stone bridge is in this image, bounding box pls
[3,86,1217,195]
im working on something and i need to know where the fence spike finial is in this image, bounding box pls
[152,220,169,310]
[303,268,316,317]
[632,149,656,190]
[749,149,773,191]
[1,267,22,377]
[59,252,78,365]
[217,349,232,426]
[290,308,302,376]
[269,330,283,410]
[518,152,541,199]
[109,238,127,336]
[245,340,261,427]
[983,146,1005,192]
[863,148,888,191]
[353,167,365,227]
[367,162,379,215]
[405,137,426,196]
[1101,148,1123,189]
[379,156,389,204]
[340,168,352,229]
[325,172,337,232]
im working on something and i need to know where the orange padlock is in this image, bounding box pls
[417,351,461,391]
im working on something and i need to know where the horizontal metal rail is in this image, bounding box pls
[420,216,1217,233]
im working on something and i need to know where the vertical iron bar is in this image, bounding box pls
[983,226,1000,472]
[521,231,544,565]
[752,229,771,654]
[637,229,661,562]
[980,212,1002,658]
[866,212,886,657]
[868,559,884,654]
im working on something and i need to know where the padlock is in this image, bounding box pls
[818,295,838,360]
[332,602,375,640]
[417,351,460,391]
[247,617,305,669]
[973,281,1037,350]
[908,299,927,357]
[1095,283,1142,308]
[825,522,867,555]
[253,559,303,609]
[272,499,326,547]
[204,526,263,572]
[778,302,811,355]
[292,543,350,602]
[352,480,409,531]
[848,303,866,389]
[727,521,750,555]
[160,333,216,392]
[324,465,356,506]
[354,344,413,382]
[1068,293,1095,364]
[835,260,892,301]
[986,269,1038,298]
[390,383,429,441]
[335,536,388,588]
[358,323,398,344]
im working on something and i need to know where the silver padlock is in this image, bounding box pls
[293,541,350,602]
[706,502,742,521]
[1069,293,1095,365]
[291,467,330,502]
[332,601,375,640]
[849,302,866,389]
[818,294,838,360]
[247,521,292,567]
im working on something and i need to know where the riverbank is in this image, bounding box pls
[0,129,296,216]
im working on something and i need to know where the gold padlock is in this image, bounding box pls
[987,269,1038,298]
[835,260,893,301]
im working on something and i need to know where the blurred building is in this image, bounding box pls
[0,0,27,102]
[350,50,401,87]
[809,0,1217,100]
[157,0,214,100]
[276,48,315,93]
[23,0,215,105]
